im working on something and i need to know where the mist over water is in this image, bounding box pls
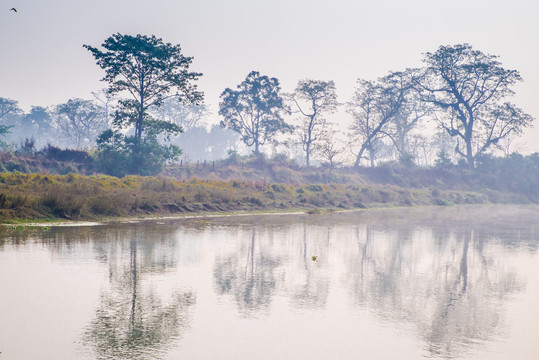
[0,205,538,359]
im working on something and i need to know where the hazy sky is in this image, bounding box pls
[1,0,538,151]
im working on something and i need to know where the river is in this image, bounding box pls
[1,205,538,359]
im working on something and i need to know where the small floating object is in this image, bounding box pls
[312,255,318,262]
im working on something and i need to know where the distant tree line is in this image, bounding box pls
[0,34,534,177]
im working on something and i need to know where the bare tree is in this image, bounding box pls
[316,130,344,181]
[383,71,431,163]
[288,79,338,167]
[416,44,533,168]
[92,88,116,124]
[348,72,408,167]
[150,97,208,133]
[55,98,108,149]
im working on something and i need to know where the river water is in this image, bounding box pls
[0,205,538,360]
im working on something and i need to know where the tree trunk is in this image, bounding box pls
[465,129,474,168]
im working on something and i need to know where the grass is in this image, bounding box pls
[0,172,501,223]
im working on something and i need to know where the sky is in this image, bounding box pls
[1,0,538,152]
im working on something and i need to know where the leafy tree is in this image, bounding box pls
[416,44,533,168]
[219,71,290,155]
[348,72,408,167]
[0,97,21,140]
[96,129,180,177]
[0,97,21,122]
[288,79,338,167]
[84,33,203,175]
[55,98,108,149]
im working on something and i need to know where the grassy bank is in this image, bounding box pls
[0,172,523,223]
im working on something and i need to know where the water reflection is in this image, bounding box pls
[0,206,537,360]
[289,224,330,309]
[82,226,196,360]
[214,228,282,316]
[344,224,526,358]
[208,206,537,358]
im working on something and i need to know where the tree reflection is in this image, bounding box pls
[214,228,281,316]
[83,227,195,360]
[346,224,526,358]
[213,223,333,315]
[290,224,330,309]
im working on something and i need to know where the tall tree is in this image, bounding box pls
[85,33,203,175]
[55,98,108,149]
[219,71,290,155]
[416,44,533,168]
[348,72,408,167]
[289,79,338,167]
[85,34,202,143]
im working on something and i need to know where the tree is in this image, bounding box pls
[219,71,290,155]
[0,97,21,139]
[288,79,338,167]
[55,98,108,149]
[348,72,408,167]
[0,97,21,122]
[150,97,208,133]
[18,106,55,148]
[416,44,533,168]
[383,70,430,163]
[316,130,344,181]
[84,33,203,175]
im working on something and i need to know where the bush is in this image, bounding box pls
[95,130,181,177]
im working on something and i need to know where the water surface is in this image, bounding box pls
[1,205,538,359]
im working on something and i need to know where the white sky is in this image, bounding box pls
[1,0,538,152]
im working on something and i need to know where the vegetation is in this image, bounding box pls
[288,79,338,167]
[417,44,533,168]
[0,171,496,223]
[0,149,536,223]
[219,71,291,155]
[0,39,536,223]
[84,33,203,176]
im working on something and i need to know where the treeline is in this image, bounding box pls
[0,35,535,179]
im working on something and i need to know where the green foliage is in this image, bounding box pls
[96,130,181,177]
[85,33,202,176]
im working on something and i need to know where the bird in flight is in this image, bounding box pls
[10,8,17,12]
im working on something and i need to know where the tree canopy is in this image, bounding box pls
[289,79,338,167]
[219,71,290,155]
[85,33,203,175]
[348,72,409,167]
[416,44,533,168]
[84,33,203,141]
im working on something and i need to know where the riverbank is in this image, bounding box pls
[0,172,533,224]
